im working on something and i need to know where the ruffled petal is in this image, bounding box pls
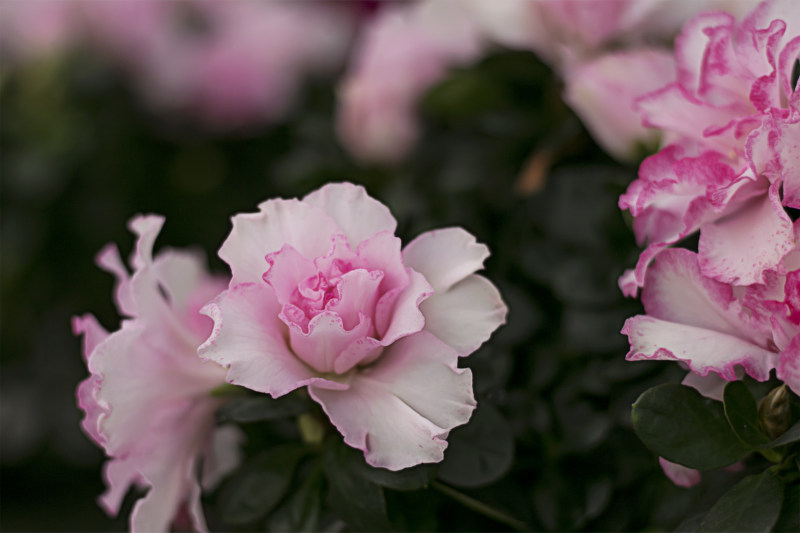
[286,311,375,374]
[622,315,778,381]
[199,283,348,397]
[778,334,800,395]
[378,268,432,346]
[402,228,489,292]
[420,274,507,356]
[99,456,143,517]
[303,182,397,248]
[308,331,475,471]
[659,457,701,488]
[698,183,794,285]
[218,199,340,285]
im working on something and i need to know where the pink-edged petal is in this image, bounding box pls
[778,334,800,395]
[328,269,384,331]
[622,315,778,381]
[402,228,489,292]
[378,268,432,346]
[286,311,374,374]
[659,457,701,488]
[698,184,794,285]
[100,456,143,517]
[96,243,136,318]
[681,371,733,402]
[303,182,397,248]
[218,199,340,286]
[128,215,164,270]
[420,274,507,356]
[198,283,347,397]
[263,244,317,304]
[308,331,475,471]
[356,231,407,292]
[77,375,105,446]
[72,313,109,363]
[641,248,753,338]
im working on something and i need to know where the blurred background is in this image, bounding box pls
[0,1,752,530]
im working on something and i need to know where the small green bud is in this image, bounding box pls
[758,385,792,440]
[298,413,325,445]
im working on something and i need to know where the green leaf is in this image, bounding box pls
[699,470,784,532]
[774,482,800,532]
[215,393,311,424]
[217,445,307,525]
[437,403,514,488]
[632,384,752,470]
[763,421,800,448]
[323,441,391,531]
[723,381,770,447]
[265,464,324,532]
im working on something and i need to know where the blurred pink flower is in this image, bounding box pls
[337,0,485,164]
[75,215,240,532]
[620,0,799,294]
[77,0,356,130]
[0,0,80,61]
[563,48,676,161]
[199,183,507,470]
[622,247,800,396]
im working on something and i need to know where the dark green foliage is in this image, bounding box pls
[632,384,752,470]
[699,471,784,533]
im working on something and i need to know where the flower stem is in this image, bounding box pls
[432,480,526,531]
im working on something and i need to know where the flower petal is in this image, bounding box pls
[622,315,778,381]
[303,182,397,248]
[659,457,701,488]
[698,184,794,285]
[402,228,489,292]
[308,331,475,470]
[377,268,432,346]
[420,274,507,356]
[199,283,348,397]
[778,334,800,395]
[218,199,340,285]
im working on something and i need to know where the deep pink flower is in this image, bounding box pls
[199,183,507,470]
[620,0,800,292]
[622,247,800,395]
[75,216,240,532]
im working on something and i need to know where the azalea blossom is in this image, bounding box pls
[622,247,800,396]
[199,182,507,470]
[75,215,241,532]
[337,0,484,164]
[619,0,800,294]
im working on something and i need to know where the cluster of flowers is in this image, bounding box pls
[0,0,358,129]
[608,0,799,484]
[74,183,507,530]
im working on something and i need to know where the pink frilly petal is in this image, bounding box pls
[303,182,398,248]
[218,198,341,286]
[698,181,794,285]
[377,268,433,346]
[778,334,800,395]
[198,283,349,397]
[308,331,475,471]
[659,457,702,488]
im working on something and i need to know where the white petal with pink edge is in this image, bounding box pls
[308,331,475,471]
[402,227,490,292]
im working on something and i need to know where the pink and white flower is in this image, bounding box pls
[619,0,800,293]
[75,215,240,532]
[337,0,484,164]
[622,247,800,396]
[199,182,507,470]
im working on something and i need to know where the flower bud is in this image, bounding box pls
[758,385,791,440]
